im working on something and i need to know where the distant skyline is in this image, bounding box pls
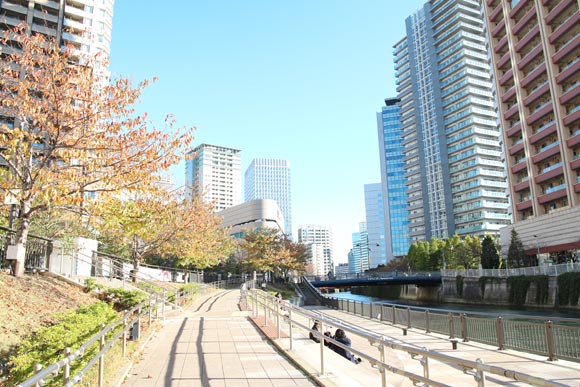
[109,1,425,263]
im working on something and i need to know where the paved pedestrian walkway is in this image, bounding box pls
[122,290,315,387]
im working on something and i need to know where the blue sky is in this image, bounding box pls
[109,1,425,263]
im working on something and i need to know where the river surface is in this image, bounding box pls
[324,291,580,320]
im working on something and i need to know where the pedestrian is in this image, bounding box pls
[331,329,362,364]
[309,321,321,343]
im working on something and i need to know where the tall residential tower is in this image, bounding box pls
[245,158,292,236]
[298,225,333,277]
[483,0,580,256]
[395,0,510,242]
[186,144,242,212]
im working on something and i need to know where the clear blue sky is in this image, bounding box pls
[109,1,424,264]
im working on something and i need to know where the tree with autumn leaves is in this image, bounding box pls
[0,25,229,276]
[241,228,308,281]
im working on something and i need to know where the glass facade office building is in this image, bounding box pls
[364,183,387,268]
[377,99,409,260]
[245,158,292,237]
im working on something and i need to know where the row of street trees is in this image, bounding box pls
[407,234,501,271]
[0,24,309,279]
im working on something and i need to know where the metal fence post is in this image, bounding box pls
[155,293,159,320]
[379,337,386,387]
[370,302,373,319]
[319,331,325,376]
[448,313,455,338]
[162,290,166,321]
[407,307,411,329]
[34,364,42,387]
[123,313,127,358]
[461,313,468,342]
[289,308,294,351]
[264,295,268,327]
[392,306,396,325]
[545,320,556,361]
[496,316,504,350]
[426,310,430,333]
[98,324,105,387]
[63,347,71,384]
[276,305,281,339]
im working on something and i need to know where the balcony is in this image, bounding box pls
[506,121,522,137]
[497,51,512,68]
[505,104,520,119]
[502,86,516,102]
[515,25,540,53]
[556,59,580,84]
[571,157,580,170]
[510,0,531,18]
[518,44,543,71]
[494,35,508,54]
[524,82,550,106]
[526,101,553,125]
[490,2,503,21]
[560,83,580,105]
[516,199,533,211]
[545,0,576,24]
[552,34,580,64]
[532,141,561,163]
[567,130,580,148]
[575,182,580,193]
[509,141,525,155]
[563,109,580,126]
[492,18,506,38]
[549,12,580,44]
[513,7,537,35]
[521,63,546,87]
[535,165,564,184]
[514,179,530,192]
[499,68,514,86]
[511,159,527,173]
[538,186,567,204]
[529,121,556,144]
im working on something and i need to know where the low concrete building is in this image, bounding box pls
[217,199,285,238]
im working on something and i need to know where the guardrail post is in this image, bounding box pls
[448,313,455,339]
[162,290,166,321]
[380,304,384,322]
[264,295,268,327]
[475,358,486,387]
[461,313,468,342]
[63,347,71,384]
[289,308,294,351]
[319,331,325,376]
[123,312,128,358]
[34,363,43,387]
[425,310,430,333]
[379,337,386,387]
[496,316,504,350]
[155,293,159,320]
[545,320,556,361]
[370,302,373,319]
[407,307,411,329]
[276,305,281,339]
[392,306,396,325]
[99,324,105,387]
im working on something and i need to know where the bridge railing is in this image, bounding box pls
[246,289,570,387]
[324,296,580,362]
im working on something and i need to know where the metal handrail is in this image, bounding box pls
[247,289,569,387]
[15,282,223,387]
[323,296,580,362]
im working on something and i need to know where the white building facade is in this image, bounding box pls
[297,224,333,277]
[186,144,242,212]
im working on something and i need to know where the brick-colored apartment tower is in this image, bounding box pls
[483,0,580,258]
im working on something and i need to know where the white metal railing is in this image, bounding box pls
[442,262,580,278]
[15,282,223,387]
[246,290,570,387]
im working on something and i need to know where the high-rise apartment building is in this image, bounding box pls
[483,0,580,256]
[376,98,410,260]
[350,223,370,274]
[364,184,387,268]
[0,0,114,60]
[245,158,292,236]
[297,225,333,277]
[186,144,242,212]
[395,0,510,242]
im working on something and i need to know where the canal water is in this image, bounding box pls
[326,291,580,320]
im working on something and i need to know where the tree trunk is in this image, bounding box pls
[9,201,31,277]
